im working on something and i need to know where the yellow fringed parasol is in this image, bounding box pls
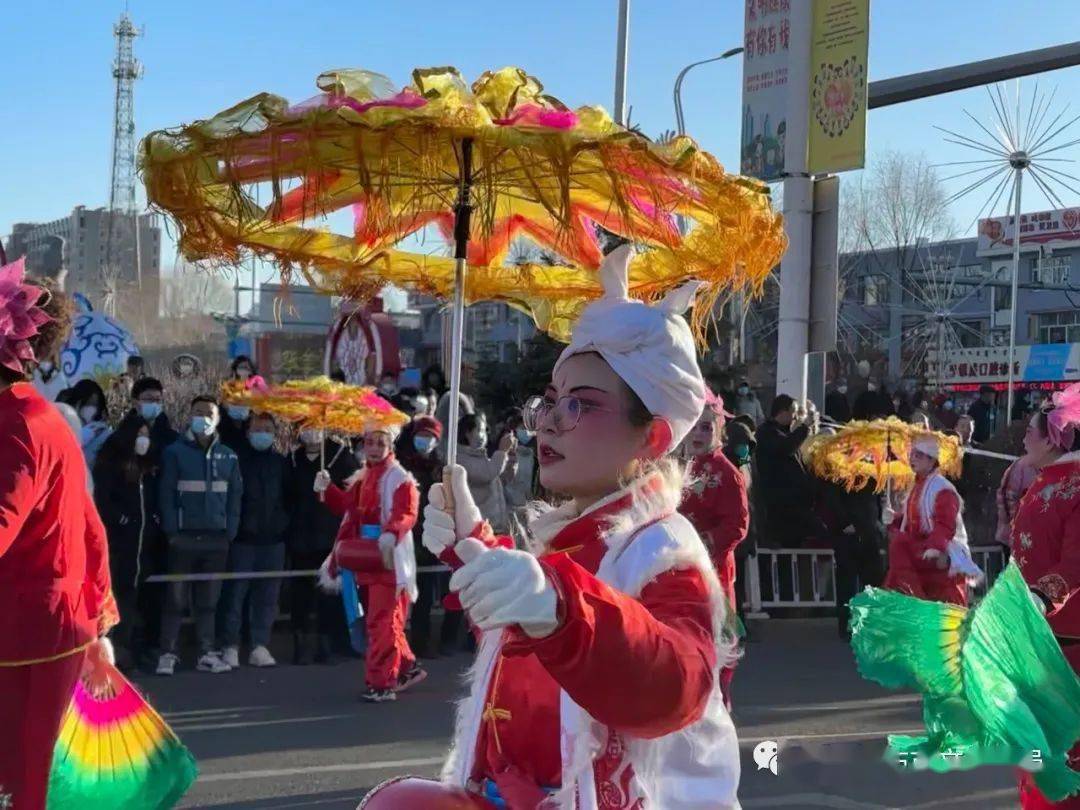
[220,376,407,437]
[806,418,964,494]
[145,65,787,466]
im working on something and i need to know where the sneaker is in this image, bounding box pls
[361,687,397,703]
[221,646,240,669]
[197,651,233,673]
[248,645,277,668]
[394,665,428,693]
[155,653,178,676]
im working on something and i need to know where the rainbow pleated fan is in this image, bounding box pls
[48,663,197,809]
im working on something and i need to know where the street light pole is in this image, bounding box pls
[673,47,744,136]
[613,0,631,125]
[672,46,744,364]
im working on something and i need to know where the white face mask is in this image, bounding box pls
[79,405,99,424]
[837,385,848,395]
[39,361,54,374]
[300,429,323,445]
[134,436,151,456]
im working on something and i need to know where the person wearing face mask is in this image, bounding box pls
[59,378,113,469]
[93,417,163,671]
[378,370,399,398]
[218,413,290,669]
[286,427,359,664]
[732,378,766,426]
[219,401,252,453]
[825,380,852,424]
[156,395,243,676]
[315,424,423,703]
[31,352,68,401]
[395,416,460,658]
[457,412,514,535]
[127,377,179,460]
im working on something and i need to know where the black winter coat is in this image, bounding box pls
[286,440,359,555]
[93,462,163,592]
[235,444,291,545]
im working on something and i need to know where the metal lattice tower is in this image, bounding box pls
[103,12,143,312]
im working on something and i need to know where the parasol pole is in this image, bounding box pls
[445,139,475,487]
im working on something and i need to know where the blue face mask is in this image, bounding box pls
[413,434,437,455]
[515,428,532,444]
[734,444,750,463]
[227,405,250,421]
[191,416,216,437]
[249,432,274,451]
[139,402,163,422]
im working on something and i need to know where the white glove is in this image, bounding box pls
[1030,590,1049,615]
[422,504,457,557]
[882,506,896,526]
[378,532,397,570]
[427,464,482,539]
[316,553,341,594]
[313,470,331,494]
[449,547,558,638]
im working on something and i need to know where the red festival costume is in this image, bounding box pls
[431,488,723,808]
[681,447,748,707]
[883,473,967,606]
[1012,450,1080,809]
[325,454,419,690]
[0,382,119,806]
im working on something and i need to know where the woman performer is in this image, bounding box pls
[1012,383,1080,809]
[0,262,118,807]
[680,389,748,710]
[882,433,975,606]
[360,245,739,809]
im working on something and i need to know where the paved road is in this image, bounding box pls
[137,619,1020,809]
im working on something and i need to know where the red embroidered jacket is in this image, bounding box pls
[1011,453,1080,639]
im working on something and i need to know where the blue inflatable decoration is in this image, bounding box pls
[60,294,140,384]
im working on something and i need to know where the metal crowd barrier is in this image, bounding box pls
[744,544,1010,614]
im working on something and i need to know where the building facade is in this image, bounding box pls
[6,205,162,325]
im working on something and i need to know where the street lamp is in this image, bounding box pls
[672,47,744,366]
[673,47,744,136]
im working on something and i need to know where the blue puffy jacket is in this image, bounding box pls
[159,432,243,547]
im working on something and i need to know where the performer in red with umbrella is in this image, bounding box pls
[315,422,425,703]
[680,389,748,710]
[0,259,118,807]
[360,246,740,809]
[882,433,979,606]
[1012,382,1080,809]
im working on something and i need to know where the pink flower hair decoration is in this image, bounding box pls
[0,257,51,375]
[1047,381,1080,451]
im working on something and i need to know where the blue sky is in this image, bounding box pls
[4,0,1079,272]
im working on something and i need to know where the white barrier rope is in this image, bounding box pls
[144,565,451,583]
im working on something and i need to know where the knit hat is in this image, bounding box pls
[411,414,443,440]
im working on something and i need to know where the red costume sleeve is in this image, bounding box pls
[503,559,715,739]
[1036,502,1080,610]
[437,524,513,569]
[925,488,960,553]
[0,423,36,557]
[708,462,749,557]
[384,480,419,540]
[323,482,352,517]
[83,496,119,635]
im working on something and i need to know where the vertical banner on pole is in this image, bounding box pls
[807,0,870,175]
[740,0,792,182]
